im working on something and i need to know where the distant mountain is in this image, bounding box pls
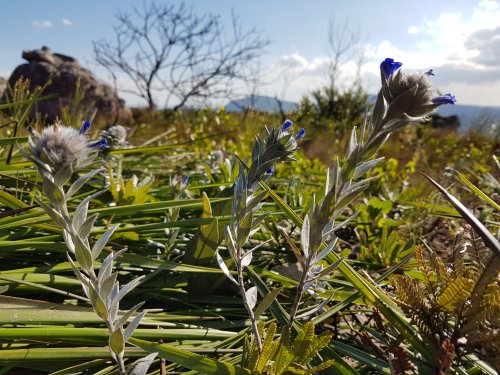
[226,95,500,132]
[225,95,298,113]
[436,104,500,131]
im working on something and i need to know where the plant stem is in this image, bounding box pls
[287,257,310,329]
[237,247,262,351]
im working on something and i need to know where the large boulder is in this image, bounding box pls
[1,46,132,124]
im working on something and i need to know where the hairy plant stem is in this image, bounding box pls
[237,247,262,351]
[287,257,311,330]
[56,188,127,375]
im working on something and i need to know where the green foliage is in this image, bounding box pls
[241,322,335,375]
[392,231,500,370]
[108,164,155,205]
[296,85,368,147]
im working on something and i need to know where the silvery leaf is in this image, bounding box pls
[124,310,146,341]
[34,196,66,228]
[43,178,65,208]
[73,191,104,231]
[353,157,385,180]
[74,234,93,272]
[224,226,238,262]
[346,127,357,159]
[78,213,99,239]
[116,301,145,330]
[110,327,125,357]
[301,215,310,258]
[99,272,118,302]
[245,286,258,311]
[63,230,75,253]
[54,164,73,187]
[109,276,145,318]
[240,250,253,268]
[67,168,103,198]
[312,237,338,265]
[92,224,120,260]
[295,295,333,319]
[126,352,158,375]
[216,251,238,286]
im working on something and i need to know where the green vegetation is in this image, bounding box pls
[0,61,499,375]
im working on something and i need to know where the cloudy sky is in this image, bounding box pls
[1,0,499,107]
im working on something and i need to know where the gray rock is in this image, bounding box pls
[2,46,132,124]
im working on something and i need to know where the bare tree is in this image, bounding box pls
[93,2,269,110]
[326,19,365,91]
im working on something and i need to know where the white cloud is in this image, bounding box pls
[408,26,420,34]
[62,18,73,27]
[32,20,53,29]
[478,0,499,10]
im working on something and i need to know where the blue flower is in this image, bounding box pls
[266,166,275,175]
[431,93,456,105]
[294,128,305,140]
[281,119,293,132]
[79,120,91,135]
[381,58,402,79]
[88,138,108,148]
[182,176,189,185]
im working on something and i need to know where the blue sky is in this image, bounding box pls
[1,0,499,107]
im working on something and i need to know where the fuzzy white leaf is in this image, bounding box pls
[92,224,120,260]
[353,157,385,180]
[301,215,310,258]
[245,286,258,311]
[126,353,158,375]
[240,250,253,268]
[73,191,104,231]
[67,168,103,198]
[312,237,338,265]
[346,126,358,158]
[124,310,146,341]
[295,295,333,319]
[216,251,239,286]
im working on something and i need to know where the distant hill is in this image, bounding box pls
[225,95,298,113]
[436,104,500,131]
[226,95,500,132]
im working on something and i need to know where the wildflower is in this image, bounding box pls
[381,60,456,118]
[28,121,106,172]
[432,93,456,105]
[380,58,402,79]
[266,166,275,175]
[171,175,189,193]
[281,119,293,132]
[295,128,306,140]
[102,124,131,147]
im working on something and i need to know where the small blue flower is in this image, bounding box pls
[88,138,107,148]
[266,166,275,175]
[431,93,456,105]
[182,176,189,185]
[281,119,293,132]
[79,120,91,135]
[381,58,402,79]
[294,128,305,140]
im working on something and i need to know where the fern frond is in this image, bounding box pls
[467,255,500,317]
[305,359,336,374]
[429,250,451,292]
[436,276,474,312]
[292,321,316,363]
[256,322,278,372]
[415,246,438,301]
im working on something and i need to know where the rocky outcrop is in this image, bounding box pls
[432,114,460,130]
[1,46,132,123]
